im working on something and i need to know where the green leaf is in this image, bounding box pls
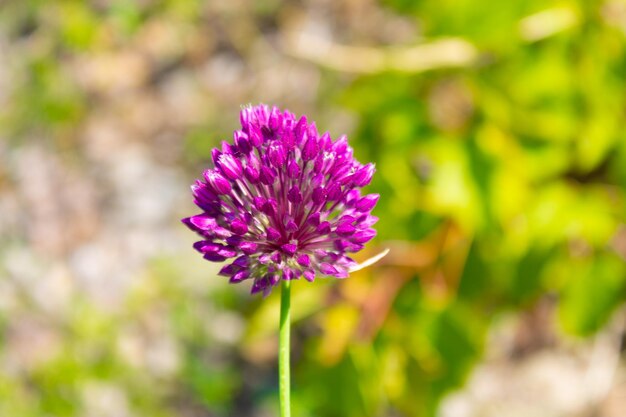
[559,253,626,336]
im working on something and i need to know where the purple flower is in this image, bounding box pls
[182,104,379,296]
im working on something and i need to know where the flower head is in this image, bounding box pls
[182,104,378,295]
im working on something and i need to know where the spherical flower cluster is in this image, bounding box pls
[182,104,378,295]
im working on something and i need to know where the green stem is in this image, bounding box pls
[279,279,291,417]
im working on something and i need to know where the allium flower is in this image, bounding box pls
[182,104,378,296]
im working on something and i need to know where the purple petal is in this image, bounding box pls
[319,262,338,276]
[243,165,260,184]
[355,194,379,212]
[285,219,298,233]
[331,163,352,182]
[269,273,281,286]
[294,115,308,144]
[230,270,251,283]
[268,142,286,167]
[230,219,248,235]
[233,255,250,267]
[319,132,332,150]
[226,236,242,246]
[281,243,297,256]
[336,223,356,237]
[282,118,296,148]
[191,182,217,208]
[259,166,276,185]
[352,163,375,186]
[213,226,232,239]
[297,254,311,267]
[240,107,252,130]
[334,267,349,279]
[302,134,319,161]
[218,154,243,180]
[262,199,278,216]
[269,106,282,130]
[250,279,268,295]
[288,186,303,204]
[283,268,295,280]
[204,253,227,262]
[326,183,342,201]
[307,212,321,226]
[345,189,361,206]
[234,131,251,154]
[267,227,281,241]
[303,269,315,282]
[221,139,233,155]
[337,255,357,269]
[331,135,348,154]
[217,247,238,258]
[287,160,300,178]
[240,241,258,254]
[219,263,239,276]
[334,239,350,251]
[316,221,331,234]
[253,196,266,211]
[211,148,222,165]
[314,249,330,259]
[194,241,220,253]
[357,215,379,227]
[312,187,326,204]
[255,105,269,125]
[204,170,232,195]
[184,214,217,232]
[352,229,377,244]
[337,215,356,224]
[249,128,263,147]
[313,154,324,173]
[307,122,318,142]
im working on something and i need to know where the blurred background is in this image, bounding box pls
[1,0,626,416]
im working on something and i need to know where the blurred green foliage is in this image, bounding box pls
[1,0,626,416]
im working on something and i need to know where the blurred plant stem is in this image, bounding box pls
[280,279,291,417]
